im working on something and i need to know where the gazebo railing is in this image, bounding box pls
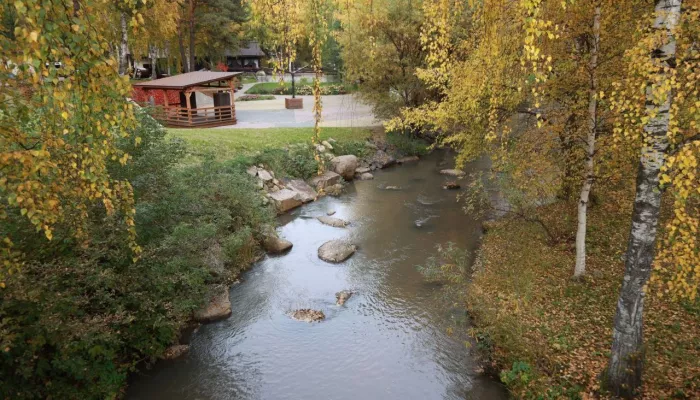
[149,105,236,128]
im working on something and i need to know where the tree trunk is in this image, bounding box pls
[574,4,601,279]
[605,0,681,397]
[150,44,157,80]
[178,19,188,72]
[188,0,196,73]
[118,12,130,76]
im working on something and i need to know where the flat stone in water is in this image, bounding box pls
[290,309,325,322]
[318,240,357,263]
[317,216,349,228]
[162,345,189,360]
[439,169,466,177]
[335,290,355,306]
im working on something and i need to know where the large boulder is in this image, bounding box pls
[257,169,274,182]
[309,171,342,190]
[286,179,317,203]
[194,286,232,323]
[317,216,349,228]
[440,169,466,177]
[331,155,359,180]
[262,231,293,254]
[290,309,325,322]
[369,150,396,169]
[269,189,303,213]
[318,240,357,263]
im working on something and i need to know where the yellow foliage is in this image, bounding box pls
[0,0,142,284]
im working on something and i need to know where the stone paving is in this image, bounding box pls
[217,83,380,129]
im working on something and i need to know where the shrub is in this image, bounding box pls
[330,140,371,158]
[252,144,319,179]
[387,131,430,157]
[237,94,275,101]
[0,110,273,399]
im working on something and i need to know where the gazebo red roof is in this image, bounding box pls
[133,71,241,90]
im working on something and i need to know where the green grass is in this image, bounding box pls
[239,73,259,84]
[168,127,372,161]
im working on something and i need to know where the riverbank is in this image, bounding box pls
[467,199,699,398]
[126,149,508,400]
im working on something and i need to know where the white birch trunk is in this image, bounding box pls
[605,1,681,397]
[574,5,601,278]
[118,12,130,76]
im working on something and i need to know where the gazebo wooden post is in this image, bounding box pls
[162,89,169,121]
[228,78,236,121]
[184,89,192,125]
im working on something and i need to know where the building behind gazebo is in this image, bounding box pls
[133,71,241,128]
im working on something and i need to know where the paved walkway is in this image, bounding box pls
[217,83,380,129]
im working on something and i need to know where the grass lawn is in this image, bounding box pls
[168,127,372,161]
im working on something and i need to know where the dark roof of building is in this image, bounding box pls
[133,71,242,90]
[227,41,266,58]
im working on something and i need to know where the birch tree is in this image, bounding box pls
[573,4,600,278]
[604,0,698,396]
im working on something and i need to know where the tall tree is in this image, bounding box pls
[573,4,601,278]
[604,0,699,396]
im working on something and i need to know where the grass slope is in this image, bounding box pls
[168,127,372,161]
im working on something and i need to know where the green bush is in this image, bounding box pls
[387,132,430,157]
[237,94,275,101]
[0,109,273,399]
[331,140,371,158]
[251,144,319,179]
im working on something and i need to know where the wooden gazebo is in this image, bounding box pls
[133,71,241,128]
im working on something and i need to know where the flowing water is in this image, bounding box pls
[127,151,507,400]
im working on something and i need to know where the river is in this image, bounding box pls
[127,150,507,400]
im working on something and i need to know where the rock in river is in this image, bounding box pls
[369,150,396,169]
[317,216,350,228]
[269,189,303,213]
[336,290,355,306]
[318,240,357,263]
[194,286,232,323]
[162,345,189,360]
[331,155,359,180]
[309,171,342,190]
[262,234,293,254]
[290,309,325,322]
[439,169,466,177]
[443,182,461,190]
[358,172,374,180]
[286,179,317,203]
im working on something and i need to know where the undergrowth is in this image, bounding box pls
[420,197,699,399]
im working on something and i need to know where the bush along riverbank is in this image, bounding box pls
[0,112,430,399]
[422,192,699,398]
